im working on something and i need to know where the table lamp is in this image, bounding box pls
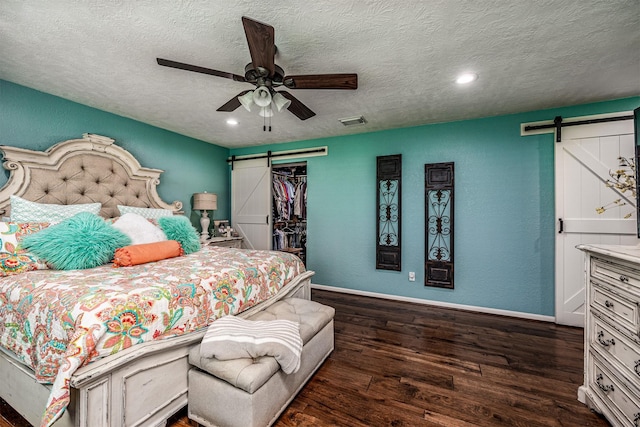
[193,192,217,242]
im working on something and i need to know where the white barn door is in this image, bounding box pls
[555,119,636,327]
[231,159,271,250]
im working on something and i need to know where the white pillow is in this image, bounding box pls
[112,213,167,245]
[117,205,173,219]
[10,195,101,224]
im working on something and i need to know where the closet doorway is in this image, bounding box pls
[231,159,309,263]
[272,163,307,263]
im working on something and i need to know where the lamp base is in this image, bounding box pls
[200,211,210,243]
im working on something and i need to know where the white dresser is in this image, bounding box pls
[577,244,640,427]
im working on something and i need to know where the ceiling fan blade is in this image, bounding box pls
[278,91,316,120]
[157,58,246,82]
[283,74,358,90]
[242,16,275,78]
[216,90,252,112]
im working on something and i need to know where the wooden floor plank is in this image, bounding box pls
[0,289,611,427]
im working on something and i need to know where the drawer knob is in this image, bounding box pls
[595,374,614,393]
[597,331,615,347]
[635,360,640,376]
[619,275,629,283]
[604,300,614,308]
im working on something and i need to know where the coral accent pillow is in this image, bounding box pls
[113,240,184,267]
[21,212,131,270]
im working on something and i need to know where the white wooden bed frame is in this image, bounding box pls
[0,134,314,427]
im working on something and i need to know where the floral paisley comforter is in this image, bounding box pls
[0,246,305,427]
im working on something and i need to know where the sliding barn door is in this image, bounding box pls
[231,159,271,250]
[555,119,636,327]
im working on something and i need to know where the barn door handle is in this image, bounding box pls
[558,218,563,234]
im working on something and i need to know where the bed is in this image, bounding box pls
[0,134,313,427]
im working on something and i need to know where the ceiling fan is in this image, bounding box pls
[157,16,358,122]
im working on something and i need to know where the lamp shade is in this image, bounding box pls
[193,192,217,211]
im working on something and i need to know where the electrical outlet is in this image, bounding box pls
[408,271,416,282]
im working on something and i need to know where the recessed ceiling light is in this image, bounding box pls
[226,119,238,126]
[456,73,478,84]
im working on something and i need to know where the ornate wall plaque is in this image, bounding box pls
[425,162,454,288]
[376,154,402,270]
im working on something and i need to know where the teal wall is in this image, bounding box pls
[3,78,638,317]
[0,80,230,228]
[232,97,640,316]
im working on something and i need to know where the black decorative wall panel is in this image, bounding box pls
[376,154,402,271]
[425,162,454,288]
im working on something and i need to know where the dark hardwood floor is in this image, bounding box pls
[1,289,609,427]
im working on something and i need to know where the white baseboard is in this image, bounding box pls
[311,283,556,323]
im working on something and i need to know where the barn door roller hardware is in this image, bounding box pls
[524,114,633,142]
[227,147,327,170]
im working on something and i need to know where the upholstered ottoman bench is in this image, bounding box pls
[187,298,335,427]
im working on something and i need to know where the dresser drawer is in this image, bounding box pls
[591,315,640,387]
[592,257,640,292]
[591,284,639,336]
[589,355,640,426]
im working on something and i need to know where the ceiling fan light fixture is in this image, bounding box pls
[272,92,291,112]
[258,106,274,117]
[238,91,254,111]
[252,86,272,108]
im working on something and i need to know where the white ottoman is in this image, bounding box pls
[188,298,335,427]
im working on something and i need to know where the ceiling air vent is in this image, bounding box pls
[339,116,367,127]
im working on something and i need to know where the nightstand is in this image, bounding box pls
[207,236,243,249]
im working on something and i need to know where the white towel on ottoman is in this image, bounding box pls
[200,316,303,374]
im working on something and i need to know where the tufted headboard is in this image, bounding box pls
[0,133,183,218]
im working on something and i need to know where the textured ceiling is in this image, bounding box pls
[1,1,639,148]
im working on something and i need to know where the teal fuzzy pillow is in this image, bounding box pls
[22,212,131,270]
[158,216,201,254]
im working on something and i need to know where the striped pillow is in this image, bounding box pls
[200,316,302,374]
